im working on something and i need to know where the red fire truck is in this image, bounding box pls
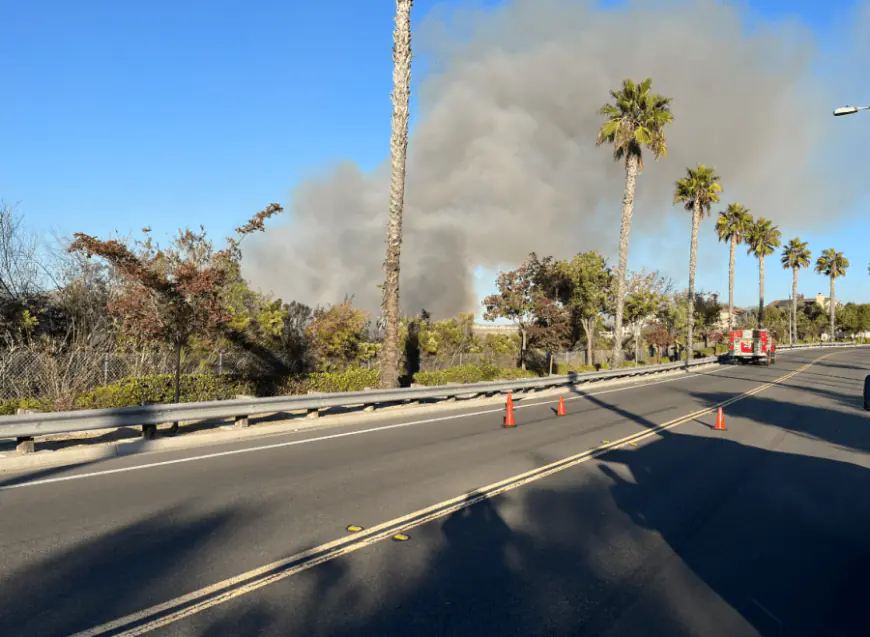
[729,328,776,365]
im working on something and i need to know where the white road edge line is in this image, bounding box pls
[0,366,730,491]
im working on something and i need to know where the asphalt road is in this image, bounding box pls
[1,348,868,637]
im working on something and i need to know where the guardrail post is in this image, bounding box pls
[234,415,250,428]
[306,390,320,419]
[404,383,422,406]
[362,387,376,412]
[142,424,157,440]
[16,436,34,454]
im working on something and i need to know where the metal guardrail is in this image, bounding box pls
[775,341,861,350]
[0,357,720,450]
[1,341,863,454]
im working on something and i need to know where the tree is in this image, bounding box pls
[858,304,870,338]
[674,164,722,365]
[762,305,788,343]
[837,303,861,337]
[815,248,849,341]
[543,252,613,366]
[277,301,314,371]
[780,238,811,345]
[597,78,673,368]
[70,203,283,403]
[745,217,781,326]
[624,270,670,362]
[715,203,752,334]
[378,0,414,389]
[693,291,723,348]
[645,324,673,363]
[483,254,549,370]
[306,301,371,370]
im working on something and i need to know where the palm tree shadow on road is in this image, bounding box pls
[192,413,870,636]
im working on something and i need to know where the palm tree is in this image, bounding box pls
[674,164,722,366]
[597,78,673,368]
[745,218,781,326]
[379,0,414,389]
[780,238,811,345]
[715,203,752,334]
[815,249,849,342]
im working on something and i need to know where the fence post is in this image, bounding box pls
[219,352,223,375]
[104,354,109,385]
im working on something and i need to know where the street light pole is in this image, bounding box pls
[833,105,870,116]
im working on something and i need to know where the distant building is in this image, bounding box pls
[473,323,519,337]
[766,293,840,313]
[716,307,746,331]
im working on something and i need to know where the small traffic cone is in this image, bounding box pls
[557,395,566,416]
[504,393,516,428]
[714,407,726,431]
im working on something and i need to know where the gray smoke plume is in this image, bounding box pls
[244,0,866,318]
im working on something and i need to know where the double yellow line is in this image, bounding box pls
[72,355,827,637]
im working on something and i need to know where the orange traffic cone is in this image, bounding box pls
[504,393,516,428]
[714,407,726,431]
[557,395,566,416]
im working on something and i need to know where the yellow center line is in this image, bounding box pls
[70,353,833,637]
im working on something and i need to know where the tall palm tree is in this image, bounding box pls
[597,78,673,368]
[815,248,849,342]
[715,203,752,334]
[780,238,811,345]
[745,218,781,326]
[379,0,414,389]
[674,164,722,366]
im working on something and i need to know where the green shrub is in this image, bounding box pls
[554,363,596,376]
[0,397,53,415]
[76,374,256,410]
[413,364,536,386]
[282,368,380,394]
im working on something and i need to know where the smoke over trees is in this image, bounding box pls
[243,0,867,319]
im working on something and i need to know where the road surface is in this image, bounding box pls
[0,348,868,637]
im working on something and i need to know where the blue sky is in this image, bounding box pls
[2,0,868,314]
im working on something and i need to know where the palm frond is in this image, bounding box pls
[673,163,722,214]
[598,77,673,165]
[715,203,752,243]
[780,238,811,270]
[815,248,849,279]
[746,217,782,259]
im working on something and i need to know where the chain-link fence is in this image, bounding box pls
[0,346,677,403]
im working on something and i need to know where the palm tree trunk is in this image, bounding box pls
[830,276,835,341]
[728,235,736,334]
[378,0,413,389]
[686,200,701,368]
[582,318,593,367]
[174,342,182,404]
[791,267,799,345]
[520,326,527,370]
[610,153,639,369]
[635,324,640,363]
[758,257,765,326]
